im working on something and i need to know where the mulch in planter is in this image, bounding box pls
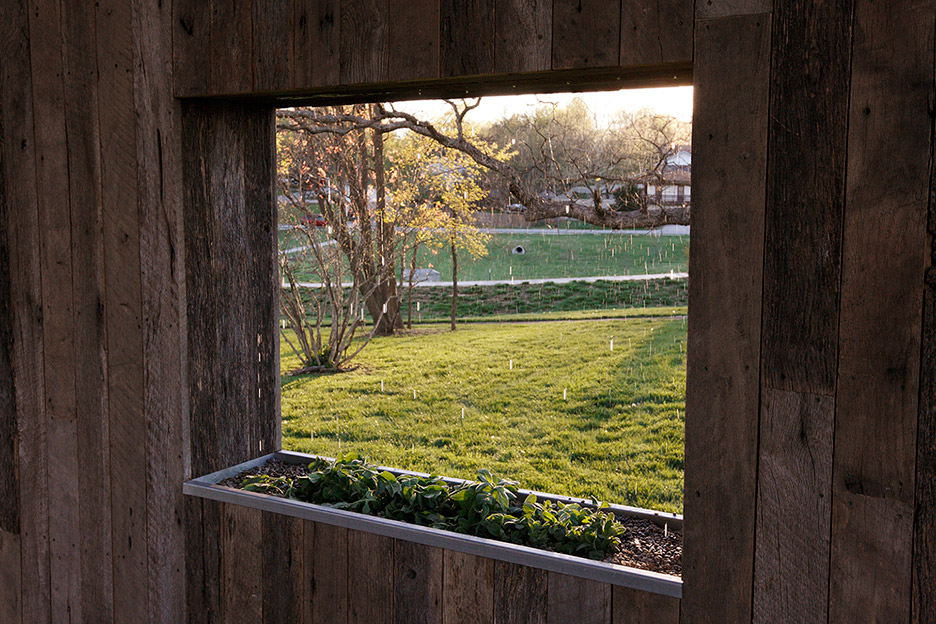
[220,458,682,577]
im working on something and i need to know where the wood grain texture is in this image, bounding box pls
[552,0,620,69]
[916,262,936,624]
[308,522,349,624]
[183,102,219,478]
[761,0,852,395]
[620,0,692,67]
[0,530,21,624]
[612,584,679,624]
[494,561,547,624]
[440,0,495,77]
[349,530,395,624]
[831,2,934,623]
[254,0,294,92]
[262,513,304,624]
[546,572,611,624]
[29,0,82,619]
[173,0,211,95]
[1,1,48,619]
[222,504,263,623]
[210,0,254,94]
[443,550,494,624]
[96,0,144,621]
[134,1,189,621]
[340,0,388,84]
[0,90,18,536]
[66,0,116,619]
[753,389,833,624]
[494,0,551,73]
[388,0,441,81]
[394,540,443,624]
[294,0,340,88]
[242,107,279,454]
[681,13,770,624]
[695,0,771,19]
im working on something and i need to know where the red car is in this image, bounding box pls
[300,214,327,227]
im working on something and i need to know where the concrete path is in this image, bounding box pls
[286,271,688,290]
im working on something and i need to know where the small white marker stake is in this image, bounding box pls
[509,359,513,370]
[380,380,384,392]
[417,302,421,312]
[664,523,669,538]
[413,389,417,399]
[563,389,567,400]
[382,302,387,314]
[610,338,614,352]
[259,440,263,452]
[461,407,465,419]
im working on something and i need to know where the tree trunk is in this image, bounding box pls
[407,241,418,330]
[450,238,458,331]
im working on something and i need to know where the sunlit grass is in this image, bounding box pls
[280,317,686,513]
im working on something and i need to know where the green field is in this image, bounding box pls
[280,316,686,513]
[280,228,689,283]
[415,232,688,281]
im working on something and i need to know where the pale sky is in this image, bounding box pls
[392,86,693,125]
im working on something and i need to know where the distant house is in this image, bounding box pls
[636,145,691,208]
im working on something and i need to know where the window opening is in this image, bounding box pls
[275,88,691,516]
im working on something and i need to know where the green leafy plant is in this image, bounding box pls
[240,452,627,560]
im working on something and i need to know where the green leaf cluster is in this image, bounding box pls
[241,452,626,560]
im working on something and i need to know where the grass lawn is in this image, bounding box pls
[280,316,686,513]
[281,228,689,283]
[416,232,688,281]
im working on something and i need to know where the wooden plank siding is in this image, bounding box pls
[1,1,935,623]
[173,0,692,97]
[682,10,770,624]
[831,1,934,623]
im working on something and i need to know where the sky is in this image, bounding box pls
[391,86,693,125]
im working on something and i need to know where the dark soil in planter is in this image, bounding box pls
[221,458,682,577]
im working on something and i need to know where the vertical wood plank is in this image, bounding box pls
[308,522,348,624]
[916,191,936,624]
[394,540,443,624]
[0,530,22,624]
[262,513,304,624]
[210,0,254,94]
[28,0,82,619]
[63,1,116,620]
[293,0,340,88]
[620,0,692,67]
[611,585,679,624]
[388,0,441,81]
[173,0,211,95]
[242,107,279,454]
[348,530,394,624]
[831,2,934,623]
[253,0,294,92]
[753,389,833,623]
[1,0,48,618]
[682,12,770,624]
[97,0,148,621]
[552,0,620,70]
[546,572,611,624]
[440,0,495,77]
[183,102,220,478]
[339,0,388,84]
[761,0,853,395]
[185,497,209,624]
[494,561,547,624]
[0,89,18,536]
[494,0,552,74]
[442,550,494,624]
[221,504,263,624]
[134,0,189,622]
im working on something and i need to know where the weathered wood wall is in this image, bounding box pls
[684,2,936,624]
[205,506,680,624]
[2,0,935,622]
